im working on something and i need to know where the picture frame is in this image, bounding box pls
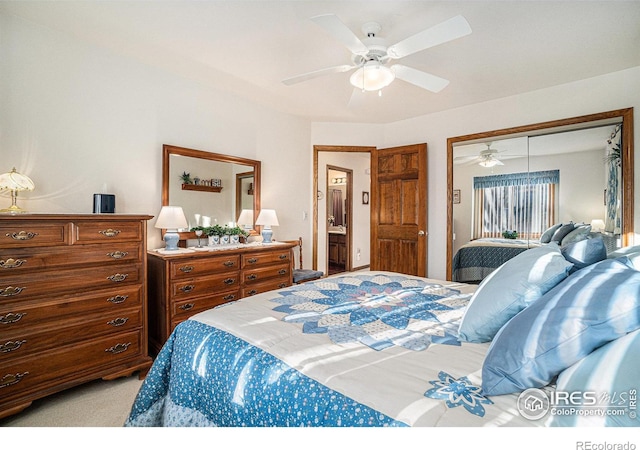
[362,191,369,205]
[453,189,461,204]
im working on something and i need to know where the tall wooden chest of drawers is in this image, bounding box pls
[147,241,296,355]
[0,214,153,419]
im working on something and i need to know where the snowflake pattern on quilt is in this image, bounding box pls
[424,371,493,417]
[270,274,470,351]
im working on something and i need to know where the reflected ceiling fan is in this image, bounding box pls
[455,143,506,168]
[282,14,472,95]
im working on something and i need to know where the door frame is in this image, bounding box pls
[313,145,375,271]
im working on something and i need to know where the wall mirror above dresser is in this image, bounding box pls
[162,144,261,241]
[447,108,634,280]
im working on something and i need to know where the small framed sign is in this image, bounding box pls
[453,189,461,204]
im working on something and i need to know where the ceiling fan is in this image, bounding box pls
[282,14,472,94]
[454,143,506,168]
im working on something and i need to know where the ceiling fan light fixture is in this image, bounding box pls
[349,60,395,91]
[478,157,504,168]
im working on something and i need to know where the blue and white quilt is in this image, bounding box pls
[125,272,543,427]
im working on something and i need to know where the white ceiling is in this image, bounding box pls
[2,1,639,124]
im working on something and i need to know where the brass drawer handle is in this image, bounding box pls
[107,273,128,283]
[0,340,27,353]
[223,294,236,301]
[247,258,258,264]
[105,342,131,354]
[0,258,26,269]
[107,317,129,327]
[247,274,258,280]
[0,312,26,324]
[107,294,128,304]
[179,303,194,311]
[6,231,38,241]
[223,278,235,285]
[179,266,194,273]
[278,269,287,275]
[99,229,121,237]
[279,254,288,260]
[0,372,29,388]
[0,286,24,297]
[107,251,128,259]
[247,289,258,296]
[179,284,195,293]
[223,261,235,267]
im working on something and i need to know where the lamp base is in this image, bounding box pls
[163,231,180,251]
[261,227,273,243]
[0,205,28,214]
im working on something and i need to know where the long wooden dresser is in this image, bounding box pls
[0,214,153,419]
[147,241,296,355]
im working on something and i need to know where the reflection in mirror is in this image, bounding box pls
[447,108,634,281]
[162,145,261,241]
[327,168,347,227]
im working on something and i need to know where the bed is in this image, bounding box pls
[126,243,640,428]
[452,238,539,283]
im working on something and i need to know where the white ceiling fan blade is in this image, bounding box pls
[387,15,472,59]
[311,14,369,55]
[391,64,450,93]
[282,64,355,86]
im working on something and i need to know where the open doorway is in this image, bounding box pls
[327,166,351,275]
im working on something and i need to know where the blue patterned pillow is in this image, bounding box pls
[482,257,640,396]
[548,328,640,427]
[458,244,573,343]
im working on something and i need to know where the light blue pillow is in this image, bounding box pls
[561,235,607,273]
[458,244,573,343]
[540,223,562,244]
[548,328,640,427]
[482,257,640,396]
[560,224,591,246]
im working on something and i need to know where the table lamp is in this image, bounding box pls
[155,206,188,251]
[237,209,254,232]
[0,168,35,214]
[256,209,279,243]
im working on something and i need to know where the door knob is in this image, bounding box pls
[418,230,426,236]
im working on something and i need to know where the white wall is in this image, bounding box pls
[0,12,311,251]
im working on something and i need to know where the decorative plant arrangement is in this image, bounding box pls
[502,230,518,239]
[191,225,248,245]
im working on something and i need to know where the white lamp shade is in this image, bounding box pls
[155,206,188,230]
[349,61,395,92]
[256,209,279,227]
[237,209,254,226]
[590,219,606,232]
[0,168,35,191]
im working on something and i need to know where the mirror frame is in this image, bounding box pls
[162,144,261,241]
[446,107,634,280]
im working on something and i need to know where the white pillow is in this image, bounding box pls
[458,243,573,343]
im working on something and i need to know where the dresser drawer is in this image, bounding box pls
[243,264,290,285]
[170,272,240,300]
[0,222,70,248]
[0,263,143,301]
[242,250,291,268]
[172,290,240,324]
[73,220,144,244]
[170,255,240,279]
[0,285,142,332]
[242,279,290,297]
[0,308,141,362]
[0,242,142,273]
[0,330,143,401]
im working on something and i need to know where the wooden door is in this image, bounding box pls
[371,144,427,276]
